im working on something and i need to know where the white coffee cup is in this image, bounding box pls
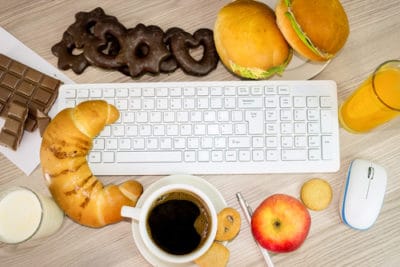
[0,186,64,244]
[121,183,217,264]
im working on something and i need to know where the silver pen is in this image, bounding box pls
[236,192,275,267]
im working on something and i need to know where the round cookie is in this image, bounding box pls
[300,178,333,211]
[215,207,241,242]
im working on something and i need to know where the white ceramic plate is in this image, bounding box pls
[261,0,330,80]
[274,53,330,80]
[131,175,227,267]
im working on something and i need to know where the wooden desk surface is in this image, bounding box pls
[1,0,400,266]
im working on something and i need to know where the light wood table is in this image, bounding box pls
[1,0,400,266]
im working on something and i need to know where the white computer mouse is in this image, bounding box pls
[339,159,387,230]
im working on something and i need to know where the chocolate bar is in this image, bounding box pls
[36,109,51,137]
[0,101,28,150]
[0,53,61,132]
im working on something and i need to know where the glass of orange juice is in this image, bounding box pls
[339,60,400,133]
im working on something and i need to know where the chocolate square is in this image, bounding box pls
[24,68,42,83]
[0,130,18,150]
[1,73,20,89]
[0,54,12,69]
[3,117,23,135]
[17,81,35,97]
[9,61,26,76]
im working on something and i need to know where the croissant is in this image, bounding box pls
[40,100,143,227]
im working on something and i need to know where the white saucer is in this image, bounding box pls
[261,0,330,80]
[131,175,227,267]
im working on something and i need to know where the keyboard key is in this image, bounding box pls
[225,150,237,161]
[224,97,236,108]
[238,97,263,108]
[146,138,158,149]
[251,86,263,95]
[266,150,279,161]
[93,139,105,150]
[201,137,213,148]
[282,149,307,161]
[322,135,334,160]
[245,110,264,134]
[133,138,145,149]
[143,88,155,96]
[116,88,128,97]
[321,110,333,133]
[89,152,101,163]
[188,137,200,149]
[253,150,264,161]
[116,151,182,163]
[266,110,278,120]
[294,136,307,147]
[307,96,319,107]
[229,137,250,148]
[224,86,236,95]
[293,96,306,107]
[77,89,89,98]
[126,125,138,136]
[238,87,250,95]
[307,122,320,134]
[234,123,247,135]
[106,139,118,150]
[119,139,131,149]
[265,96,278,107]
[90,88,102,98]
[198,98,209,109]
[239,150,251,161]
[211,87,223,96]
[278,86,290,94]
[294,109,306,121]
[308,135,320,147]
[320,96,332,107]
[129,88,141,96]
[266,137,278,148]
[215,137,227,148]
[170,87,182,96]
[211,151,223,162]
[102,152,115,163]
[309,149,321,160]
[198,151,210,162]
[183,87,195,96]
[207,124,219,135]
[281,136,293,147]
[184,151,196,162]
[160,138,172,149]
[136,111,148,123]
[252,137,264,148]
[197,87,209,96]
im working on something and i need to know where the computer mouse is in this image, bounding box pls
[339,159,387,230]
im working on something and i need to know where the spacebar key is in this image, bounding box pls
[116,151,182,163]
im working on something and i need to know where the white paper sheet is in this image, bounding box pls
[0,27,75,175]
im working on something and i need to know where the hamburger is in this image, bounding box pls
[275,0,350,61]
[214,0,291,79]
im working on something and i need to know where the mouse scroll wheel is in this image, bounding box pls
[368,166,375,179]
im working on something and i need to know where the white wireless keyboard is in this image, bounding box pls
[58,80,340,175]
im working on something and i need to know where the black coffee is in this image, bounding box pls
[147,191,210,255]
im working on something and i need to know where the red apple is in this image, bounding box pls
[251,194,311,253]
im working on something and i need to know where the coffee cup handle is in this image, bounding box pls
[121,206,141,221]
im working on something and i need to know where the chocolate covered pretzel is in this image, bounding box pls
[51,7,219,78]
[165,27,219,76]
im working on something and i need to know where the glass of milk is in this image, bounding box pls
[0,186,64,244]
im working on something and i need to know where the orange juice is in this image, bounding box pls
[339,61,400,133]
